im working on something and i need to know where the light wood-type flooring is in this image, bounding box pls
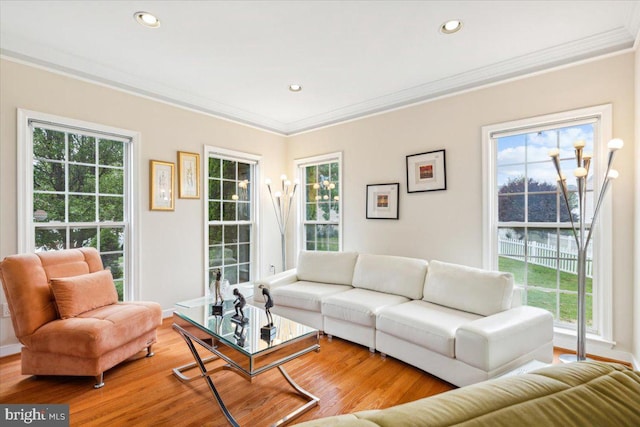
[0,318,630,426]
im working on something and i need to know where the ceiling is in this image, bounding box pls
[1,1,639,135]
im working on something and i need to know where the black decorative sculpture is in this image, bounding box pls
[231,288,246,322]
[259,285,276,341]
[233,322,246,347]
[210,269,224,316]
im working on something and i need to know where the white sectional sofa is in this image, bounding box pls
[255,251,554,387]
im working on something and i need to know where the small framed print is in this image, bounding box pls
[406,149,447,193]
[150,160,175,211]
[366,183,399,219]
[178,151,200,199]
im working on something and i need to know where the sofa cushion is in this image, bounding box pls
[352,254,428,300]
[50,270,118,319]
[23,301,162,358]
[377,300,481,358]
[322,288,409,327]
[271,281,352,312]
[422,260,513,316]
[297,251,359,286]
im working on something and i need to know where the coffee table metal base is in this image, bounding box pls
[172,324,319,426]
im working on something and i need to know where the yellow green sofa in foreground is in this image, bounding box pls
[294,361,640,426]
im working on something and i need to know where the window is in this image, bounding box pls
[19,110,136,301]
[482,105,613,340]
[205,147,259,292]
[296,153,342,252]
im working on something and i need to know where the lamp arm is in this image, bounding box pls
[551,156,579,247]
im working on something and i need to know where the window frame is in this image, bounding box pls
[17,109,140,301]
[481,104,613,343]
[203,145,261,296]
[295,152,343,254]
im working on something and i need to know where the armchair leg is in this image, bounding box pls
[94,373,105,389]
[146,344,155,357]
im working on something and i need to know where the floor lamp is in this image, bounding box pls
[549,138,623,362]
[266,175,298,272]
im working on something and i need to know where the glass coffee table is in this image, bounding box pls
[172,297,320,426]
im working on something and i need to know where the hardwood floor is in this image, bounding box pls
[1,318,632,426]
[0,319,454,426]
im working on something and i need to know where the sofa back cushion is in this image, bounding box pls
[297,251,359,286]
[423,260,513,316]
[352,254,428,300]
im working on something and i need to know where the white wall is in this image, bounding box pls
[288,52,637,357]
[0,59,288,351]
[634,47,640,366]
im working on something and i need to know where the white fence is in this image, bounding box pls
[498,237,593,278]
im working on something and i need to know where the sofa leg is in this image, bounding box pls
[380,353,387,359]
[94,373,105,389]
[327,334,333,342]
[146,344,155,357]
[369,347,375,353]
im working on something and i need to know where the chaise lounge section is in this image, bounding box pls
[256,251,554,387]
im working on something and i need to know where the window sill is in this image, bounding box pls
[553,326,616,350]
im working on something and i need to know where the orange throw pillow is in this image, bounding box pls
[50,270,118,319]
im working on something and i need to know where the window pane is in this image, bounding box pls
[209,246,223,267]
[101,254,124,281]
[527,192,559,222]
[498,194,524,222]
[99,196,123,221]
[224,265,238,285]
[99,139,124,167]
[70,227,97,248]
[68,134,95,164]
[69,195,95,222]
[222,181,236,200]
[69,164,96,193]
[497,134,526,165]
[222,160,236,180]
[33,128,65,160]
[223,202,236,221]
[209,201,221,221]
[560,292,592,327]
[99,168,123,194]
[527,288,556,318]
[34,160,65,192]
[238,162,250,181]
[238,243,250,263]
[224,225,238,244]
[238,202,250,221]
[224,245,238,263]
[35,227,66,251]
[34,193,65,222]
[209,179,221,200]
[238,225,250,243]
[209,225,223,245]
[209,158,221,178]
[100,227,124,252]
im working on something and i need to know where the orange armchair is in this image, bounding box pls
[0,248,162,388]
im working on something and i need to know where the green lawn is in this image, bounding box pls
[499,256,592,326]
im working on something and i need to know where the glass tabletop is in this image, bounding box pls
[174,296,317,357]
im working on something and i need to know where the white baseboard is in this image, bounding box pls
[0,343,22,357]
[554,331,634,365]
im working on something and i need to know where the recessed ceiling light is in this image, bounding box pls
[289,84,303,92]
[134,12,160,28]
[440,19,462,34]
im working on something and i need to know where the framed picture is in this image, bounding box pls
[366,183,399,219]
[406,149,446,193]
[178,151,200,199]
[150,160,175,211]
